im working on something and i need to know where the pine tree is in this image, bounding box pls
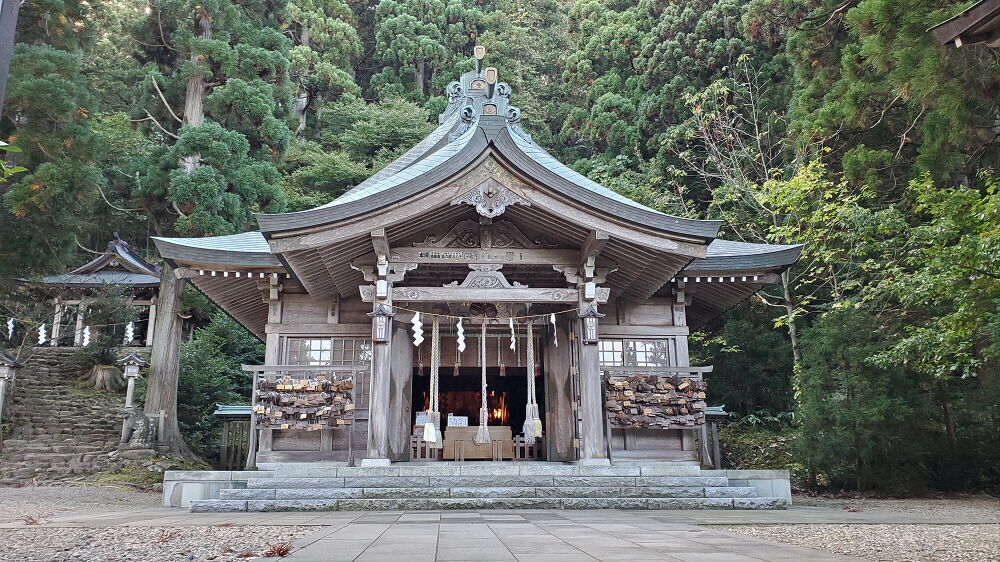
[132,0,293,236]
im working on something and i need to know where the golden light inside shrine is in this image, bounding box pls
[489,392,509,424]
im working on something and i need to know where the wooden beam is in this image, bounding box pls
[371,228,390,259]
[353,247,594,266]
[360,285,610,304]
[580,230,609,267]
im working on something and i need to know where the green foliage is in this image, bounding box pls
[796,310,936,492]
[692,303,795,415]
[168,312,263,458]
[2,0,999,493]
[719,425,802,483]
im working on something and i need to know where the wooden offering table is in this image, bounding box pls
[442,426,514,460]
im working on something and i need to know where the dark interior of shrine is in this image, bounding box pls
[410,367,546,433]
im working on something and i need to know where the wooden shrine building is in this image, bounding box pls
[19,236,161,347]
[154,51,801,468]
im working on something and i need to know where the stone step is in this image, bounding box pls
[220,485,759,501]
[265,462,702,478]
[247,475,730,489]
[191,496,785,512]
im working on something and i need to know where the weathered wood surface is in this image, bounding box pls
[361,285,610,304]
[544,323,575,461]
[605,375,707,428]
[388,327,413,461]
[577,320,606,459]
[367,321,393,459]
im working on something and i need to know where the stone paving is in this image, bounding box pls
[4,501,999,561]
[0,506,862,561]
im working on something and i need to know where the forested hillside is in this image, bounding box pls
[1,0,998,493]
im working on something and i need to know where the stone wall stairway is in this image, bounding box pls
[0,348,125,484]
[190,462,785,512]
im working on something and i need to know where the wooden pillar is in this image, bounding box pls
[544,321,574,461]
[50,301,63,346]
[73,304,85,346]
[388,326,413,461]
[577,302,607,460]
[145,298,157,347]
[367,304,394,461]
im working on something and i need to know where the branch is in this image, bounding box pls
[133,110,180,139]
[73,235,106,255]
[95,181,142,213]
[150,76,183,123]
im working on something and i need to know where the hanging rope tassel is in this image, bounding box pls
[523,321,543,441]
[423,316,443,448]
[474,320,492,445]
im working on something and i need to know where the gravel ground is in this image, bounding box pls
[793,496,1000,522]
[0,525,317,561]
[0,485,161,524]
[719,523,1000,561]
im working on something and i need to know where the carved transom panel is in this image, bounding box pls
[449,158,531,218]
[445,264,526,289]
[413,219,557,250]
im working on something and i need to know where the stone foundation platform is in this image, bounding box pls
[165,462,790,512]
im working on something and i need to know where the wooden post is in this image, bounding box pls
[388,326,413,461]
[73,305,85,346]
[145,299,157,347]
[367,306,393,461]
[577,302,607,460]
[543,321,574,461]
[144,264,195,458]
[50,301,63,346]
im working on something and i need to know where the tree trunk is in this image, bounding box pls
[937,379,958,449]
[294,25,310,137]
[0,0,21,121]
[180,10,212,173]
[145,264,195,459]
[415,59,426,97]
[781,270,802,365]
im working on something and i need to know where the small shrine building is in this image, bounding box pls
[19,236,161,347]
[154,51,800,468]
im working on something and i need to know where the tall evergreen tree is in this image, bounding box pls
[132,0,292,236]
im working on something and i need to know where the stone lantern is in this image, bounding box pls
[117,352,148,408]
[0,352,24,425]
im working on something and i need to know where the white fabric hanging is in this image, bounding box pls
[82,326,91,346]
[551,313,558,347]
[474,320,491,445]
[6,318,14,340]
[37,323,47,346]
[124,321,134,345]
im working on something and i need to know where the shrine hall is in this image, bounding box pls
[153,48,801,477]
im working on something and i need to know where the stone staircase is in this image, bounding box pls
[0,348,125,484]
[190,462,786,512]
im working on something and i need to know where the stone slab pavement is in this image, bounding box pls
[0,506,884,561]
[279,510,860,561]
[6,504,997,561]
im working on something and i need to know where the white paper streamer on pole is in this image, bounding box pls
[411,312,424,346]
[124,321,134,345]
[6,318,14,339]
[82,326,91,347]
[37,323,47,345]
[456,318,465,353]
[551,313,558,347]
[509,318,516,351]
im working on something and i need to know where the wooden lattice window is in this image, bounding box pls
[598,338,677,368]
